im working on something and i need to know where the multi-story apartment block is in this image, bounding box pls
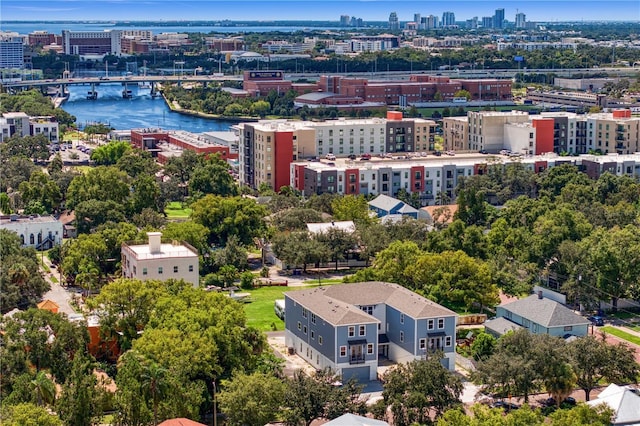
[467,111,530,152]
[62,30,122,56]
[0,112,58,143]
[285,282,458,382]
[291,152,640,203]
[29,116,59,143]
[121,232,199,287]
[388,12,400,31]
[235,113,436,191]
[441,12,456,27]
[587,110,640,155]
[205,37,245,52]
[0,32,25,70]
[27,31,57,47]
[443,117,470,151]
[493,8,505,29]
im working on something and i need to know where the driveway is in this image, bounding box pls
[40,258,76,316]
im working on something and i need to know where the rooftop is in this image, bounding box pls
[306,220,355,235]
[499,294,590,328]
[0,214,59,225]
[286,282,456,326]
[123,241,198,260]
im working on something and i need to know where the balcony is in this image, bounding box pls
[349,355,366,365]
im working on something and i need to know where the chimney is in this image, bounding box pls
[537,290,543,299]
[147,232,162,254]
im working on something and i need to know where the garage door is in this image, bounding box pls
[342,366,370,383]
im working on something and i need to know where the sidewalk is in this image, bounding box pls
[40,255,76,316]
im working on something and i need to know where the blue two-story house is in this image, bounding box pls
[285,281,458,382]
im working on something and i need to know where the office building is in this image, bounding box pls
[61,30,122,56]
[121,232,200,287]
[388,12,400,31]
[493,8,505,29]
[413,14,421,29]
[0,32,25,69]
[481,16,493,28]
[340,15,350,26]
[515,13,527,29]
[441,12,456,27]
[28,31,57,47]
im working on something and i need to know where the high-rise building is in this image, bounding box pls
[388,12,400,30]
[466,17,479,29]
[340,15,350,26]
[61,30,122,56]
[0,32,25,69]
[424,15,439,30]
[493,8,505,29]
[515,13,527,28]
[442,11,456,27]
[414,13,421,28]
[481,16,493,28]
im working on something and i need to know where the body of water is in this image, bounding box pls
[62,84,235,132]
[3,22,344,35]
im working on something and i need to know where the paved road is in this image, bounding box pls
[40,257,76,316]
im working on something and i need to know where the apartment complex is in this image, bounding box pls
[444,109,640,155]
[121,232,199,287]
[235,112,437,191]
[285,282,457,382]
[290,152,640,204]
[0,112,59,143]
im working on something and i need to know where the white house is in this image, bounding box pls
[0,214,62,249]
[121,232,199,287]
[587,384,640,425]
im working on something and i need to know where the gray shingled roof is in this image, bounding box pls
[500,294,591,328]
[286,282,456,326]
[485,317,524,336]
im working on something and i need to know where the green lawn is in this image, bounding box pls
[243,286,290,332]
[601,326,640,346]
[165,201,192,219]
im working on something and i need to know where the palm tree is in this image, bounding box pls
[141,361,169,426]
[31,371,56,407]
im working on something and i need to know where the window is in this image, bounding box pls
[419,338,426,350]
[428,319,434,330]
[400,314,404,324]
[303,325,307,334]
[133,266,137,274]
[340,346,347,357]
[188,265,194,272]
[311,330,315,339]
[142,268,148,276]
[445,336,452,347]
[173,266,179,273]
[400,331,404,342]
[359,325,366,336]
[158,267,163,274]
[302,308,308,318]
[438,318,445,329]
[319,336,323,345]
[348,326,355,337]
[311,313,316,324]
[361,305,373,315]
[564,326,573,331]
[367,343,374,354]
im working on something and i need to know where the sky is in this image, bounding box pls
[2,0,639,22]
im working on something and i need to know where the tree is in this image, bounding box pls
[314,227,358,271]
[470,332,496,361]
[383,357,463,426]
[132,208,167,229]
[213,235,249,271]
[31,371,56,407]
[116,148,159,178]
[131,174,162,214]
[162,221,209,255]
[73,200,126,234]
[66,166,130,210]
[272,231,329,272]
[0,403,63,426]
[191,195,267,246]
[55,355,105,426]
[271,208,324,232]
[90,140,132,165]
[1,134,50,162]
[544,362,576,408]
[217,372,286,426]
[17,171,62,214]
[250,100,271,118]
[141,361,170,426]
[454,89,472,100]
[548,403,614,426]
[567,335,639,401]
[188,156,238,199]
[331,195,373,225]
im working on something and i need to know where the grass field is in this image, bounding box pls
[601,326,640,346]
[165,201,192,219]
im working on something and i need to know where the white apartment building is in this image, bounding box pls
[0,32,25,70]
[121,232,199,287]
[468,111,530,152]
[0,214,63,249]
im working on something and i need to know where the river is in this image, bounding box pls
[61,84,235,132]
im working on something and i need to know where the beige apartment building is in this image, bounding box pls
[587,110,640,154]
[443,117,469,151]
[121,232,199,287]
[468,111,531,153]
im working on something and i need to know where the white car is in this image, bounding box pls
[325,154,336,161]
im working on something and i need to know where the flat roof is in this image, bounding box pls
[0,215,59,225]
[124,242,198,260]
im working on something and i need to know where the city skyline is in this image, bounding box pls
[1,0,639,23]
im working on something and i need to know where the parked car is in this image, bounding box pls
[445,150,456,156]
[325,153,336,160]
[588,315,604,326]
[479,149,489,154]
[490,401,520,411]
[544,397,576,407]
[347,154,357,160]
[360,153,371,160]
